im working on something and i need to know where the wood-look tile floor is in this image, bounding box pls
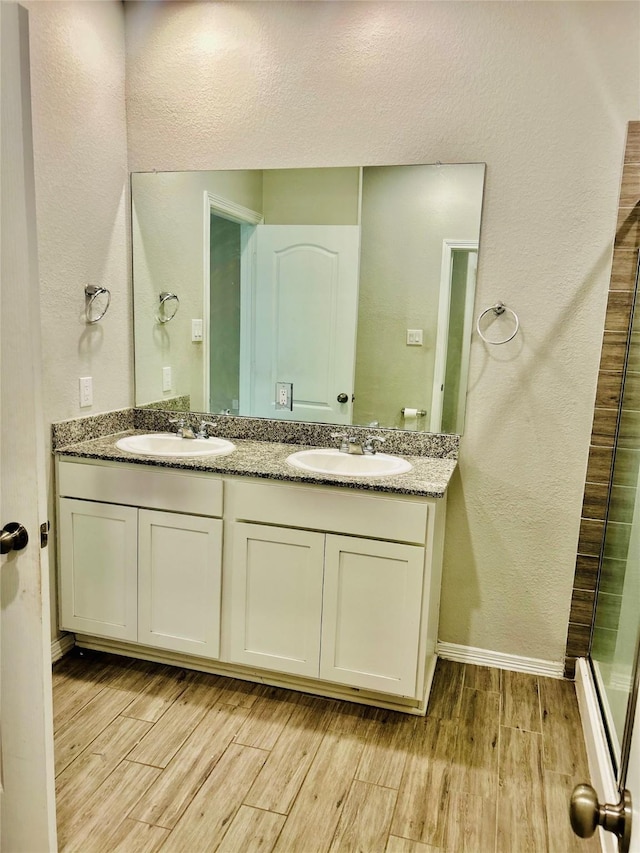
[52,651,599,853]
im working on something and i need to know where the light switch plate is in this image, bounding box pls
[162,366,172,392]
[192,319,203,342]
[406,329,423,346]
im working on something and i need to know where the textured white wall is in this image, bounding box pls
[26,0,129,640]
[124,0,639,664]
[28,0,130,423]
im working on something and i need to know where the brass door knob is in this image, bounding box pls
[0,522,29,555]
[570,783,632,852]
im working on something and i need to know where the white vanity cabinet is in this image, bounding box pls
[228,522,426,696]
[224,479,445,701]
[229,523,324,677]
[57,460,223,658]
[57,456,447,713]
[320,535,425,695]
[137,510,222,656]
[58,498,138,642]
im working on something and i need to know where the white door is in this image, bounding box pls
[0,3,57,849]
[320,535,425,697]
[228,522,324,677]
[138,509,222,658]
[251,225,360,424]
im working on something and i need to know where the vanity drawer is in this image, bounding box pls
[225,480,428,544]
[57,460,223,517]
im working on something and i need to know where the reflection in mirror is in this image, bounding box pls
[132,164,485,434]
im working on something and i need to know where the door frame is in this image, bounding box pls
[202,191,262,413]
[430,239,478,433]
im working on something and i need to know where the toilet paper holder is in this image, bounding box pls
[401,408,426,417]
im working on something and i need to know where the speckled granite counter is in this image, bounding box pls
[55,430,456,498]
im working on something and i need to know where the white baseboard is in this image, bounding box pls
[51,632,75,663]
[575,658,618,853]
[436,641,564,678]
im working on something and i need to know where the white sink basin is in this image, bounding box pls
[116,433,236,458]
[286,448,412,478]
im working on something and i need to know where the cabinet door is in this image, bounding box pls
[228,522,324,677]
[320,535,425,697]
[58,498,138,641]
[138,510,222,658]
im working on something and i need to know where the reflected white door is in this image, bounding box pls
[251,225,360,424]
[1,4,57,849]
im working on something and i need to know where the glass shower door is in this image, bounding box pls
[591,262,640,773]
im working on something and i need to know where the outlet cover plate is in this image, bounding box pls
[276,381,293,410]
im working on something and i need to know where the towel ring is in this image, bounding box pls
[85,285,111,324]
[157,292,179,324]
[476,301,519,345]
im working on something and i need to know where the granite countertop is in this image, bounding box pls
[56,430,456,498]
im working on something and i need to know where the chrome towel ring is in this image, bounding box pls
[85,285,111,324]
[157,291,179,324]
[476,301,519,345]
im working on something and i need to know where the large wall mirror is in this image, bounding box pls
[132,163,485,434]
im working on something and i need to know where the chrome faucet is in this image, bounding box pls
[170,418,219,439]
[331,432,381,455]
[169,417,196,439]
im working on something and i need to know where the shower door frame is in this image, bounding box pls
[576,248,640,852]
[589,250,640,772]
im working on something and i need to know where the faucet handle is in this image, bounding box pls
[169,417,185,434]
[364,435,386,454]
[197,420,218,438]
[330,431,348,451]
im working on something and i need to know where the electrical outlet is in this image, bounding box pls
[275,381,293,410]
[191,319,203,342]
[79,376,93,408]
[406,329,423,346]
[162,366,172,392]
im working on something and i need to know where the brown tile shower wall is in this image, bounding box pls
[564,121,640,678]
